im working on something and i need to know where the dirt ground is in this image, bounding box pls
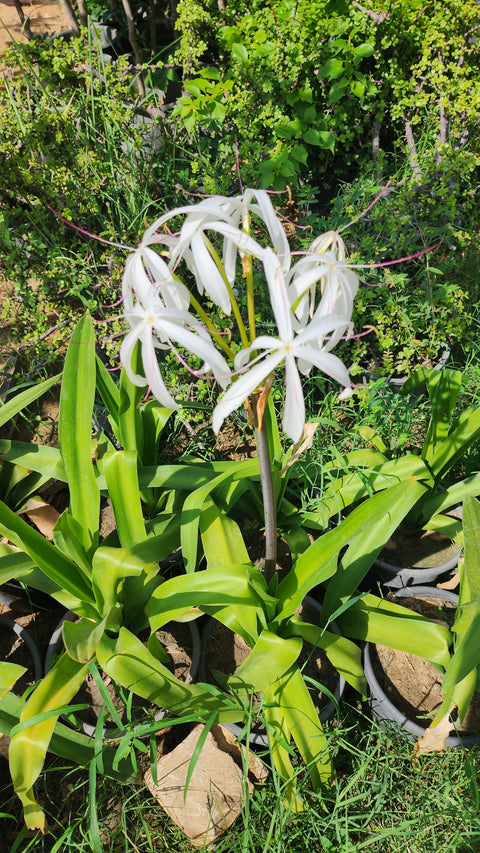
[0,0,69,54]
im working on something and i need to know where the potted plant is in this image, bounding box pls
[314,366,480,586]
[362,495,480,748]
[0,187,452,828]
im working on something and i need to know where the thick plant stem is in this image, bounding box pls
[252,392,277,584]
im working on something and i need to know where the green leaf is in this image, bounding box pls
[59,315,99,555]
[0,374,60,430]
[317,58,344,80]
[148,565,270,634]
[103,451,146,547]
[422,369,462,465]
[181,462,260,572]
[353,43,375,61]
[0,662,27,697]
[97,630,244,723]
[271,667,333,791]
[226,631,302,693]
[63,617,107,663]
[323,478,428,619]
[95,354,120,428]
[0,441,66,482]
[200,498,249,569]
[290,622,366,695]
[9,653,89,830]
[303,128,335,150]
[53,510,93,579]
[0,499,96,608]
[338,593,451,668]
[231,42,249,62]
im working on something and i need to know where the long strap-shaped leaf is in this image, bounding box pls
[103,451,146,547]
[337,592,451,668]
[9,653,89,830]
[269,666,333,792]
[0,440,66,481]
[320,478,427,623]
[0,374,61,429]
[422,368,462,465]
[148,565,271,642]
[0,499,96,607]
[97,628,245,724]
[288,621,366,695]
[181,461,263,571]
[278,477,428,621]
[59,314,99,556]
[0,692,138,782]
[442,496,480,700]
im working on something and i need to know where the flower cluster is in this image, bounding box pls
[121,190,359,443]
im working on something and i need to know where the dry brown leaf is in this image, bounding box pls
[21,498,60,541]
[437,571,460,591]
[414,710,454,756]
[144,723,267,848]
[0,733,10,760]
[252,375,275,433]
[280,422,319,475]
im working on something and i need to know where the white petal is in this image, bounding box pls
[212,351,284,434]
[283,355,305,443]
[140,334,180,409]
[190,232,231,314]
[295,345,351,389]
[263,248,293,342]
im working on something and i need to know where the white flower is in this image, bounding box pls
[136,190,288,315]
[288,250,359,331]
[122,236,190,314]
[120,294,230,409]
[212,249,352,443]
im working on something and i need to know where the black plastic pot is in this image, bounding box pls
[363,586,480,746]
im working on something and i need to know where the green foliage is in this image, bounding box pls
[172,0,480,191]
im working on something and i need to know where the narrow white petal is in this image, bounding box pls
[212,352,284,434]
[255,190,291,272]
[263,248,293,342]
[283,355,305,443]
[295,345,351,389]
[141,334,180,409]
[191,232,231,314]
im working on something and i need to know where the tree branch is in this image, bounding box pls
[58,0,80,36]
[405,120,422,182]
[12,0,35,40]
[348,0,390,25]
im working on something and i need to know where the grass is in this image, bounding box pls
[2,703,480,852]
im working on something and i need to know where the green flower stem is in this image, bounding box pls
[252,392,277,584]
[203,236,250,348]
[189,292,235,361]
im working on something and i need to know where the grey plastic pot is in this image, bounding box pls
[374,545,461,590]
[200,595,345,748]
[363,586,480,746]
[374,502,462,590]
[45,611,201,739]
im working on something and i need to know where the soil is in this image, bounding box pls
[377,526,460,570]
[0,0,70,54]
[370,593,480,734]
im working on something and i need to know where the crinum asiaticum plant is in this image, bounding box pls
[114,189,452,800]
[120,188,358,581]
